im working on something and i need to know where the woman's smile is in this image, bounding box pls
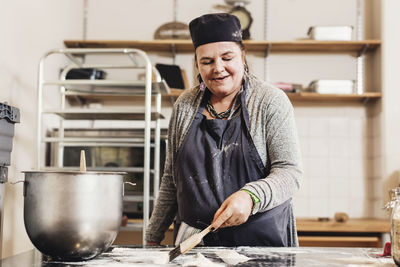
[212,75,229,82]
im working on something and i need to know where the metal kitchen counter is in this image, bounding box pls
[1,246,395,266]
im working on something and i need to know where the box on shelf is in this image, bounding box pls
[307,80,355,94]
[272,82,303,93]
[307,26,353,41]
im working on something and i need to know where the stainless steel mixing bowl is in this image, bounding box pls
[22,171,126,261]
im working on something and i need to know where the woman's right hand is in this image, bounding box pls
[211,190,253,230]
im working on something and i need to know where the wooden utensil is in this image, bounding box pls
[80,150,86,172]
[169,225,213,262]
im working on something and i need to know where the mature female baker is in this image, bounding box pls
[146,13,302,247]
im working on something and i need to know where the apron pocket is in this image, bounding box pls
[218,200,291,246]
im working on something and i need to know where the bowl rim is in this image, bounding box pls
[22,171,127,175]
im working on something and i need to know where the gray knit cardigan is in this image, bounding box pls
[146,73,303,246]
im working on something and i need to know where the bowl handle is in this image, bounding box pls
[10,180,27,196]
[123,182,136,196]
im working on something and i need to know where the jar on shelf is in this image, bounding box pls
[390,187,400,265]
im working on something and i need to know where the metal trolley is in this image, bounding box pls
[36,48,170,244]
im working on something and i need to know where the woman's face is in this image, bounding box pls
[196,42,245,98]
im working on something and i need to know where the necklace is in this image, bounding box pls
[206,97,241,119]
[206,100,233,119]
[205,86,243,119]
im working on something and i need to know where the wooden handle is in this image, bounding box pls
[199,225,213,238]
[80,150,86,172]
[180,225,213,254]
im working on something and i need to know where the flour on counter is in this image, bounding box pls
[215,249,250,265]
[91,264,136,267]
[105,247,169,264]
[325,256,394,266]
[180,253,225,267]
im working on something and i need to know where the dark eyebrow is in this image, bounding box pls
[199,56,213,61]
[199,51,235,61]
[221,51,234,56]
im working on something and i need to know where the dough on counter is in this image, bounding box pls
[215,249,251,265]
[181,252,225,267]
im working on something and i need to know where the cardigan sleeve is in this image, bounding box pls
[145,106,178,244]
[242,88,303,214]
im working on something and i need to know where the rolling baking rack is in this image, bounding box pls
[36,48,170,244]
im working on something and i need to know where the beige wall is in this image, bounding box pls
[378,0,400,211]
[2,0,399,258]
[0,0,82,258]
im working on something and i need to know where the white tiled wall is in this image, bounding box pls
[368,114,387,219]
[292,105,375,218]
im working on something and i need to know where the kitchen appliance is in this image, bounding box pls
[0,102,20,259]
[47,128,167,218]
[0,102,20,167]
[22,170,126,261]
[214,0,253,39]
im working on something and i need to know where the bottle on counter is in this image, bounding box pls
[390,187,400,265]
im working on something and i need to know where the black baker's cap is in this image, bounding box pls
[189,13,242,49]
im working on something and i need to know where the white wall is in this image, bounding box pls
[0,0,82,258]
[1,0,395,258]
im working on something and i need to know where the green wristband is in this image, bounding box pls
[241,189,260,203]
[241,189,260,215]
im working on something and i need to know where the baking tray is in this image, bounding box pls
[44,109,164,120]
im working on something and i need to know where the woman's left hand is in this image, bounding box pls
[211,190,253,230]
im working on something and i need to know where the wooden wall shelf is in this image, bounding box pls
[296,218,389,248]
[168,89,381,103]
[64,40,381,54]
[63,40,382,103]
[296,218,390,233]
[286,91,381,102]
[65,90,381,104]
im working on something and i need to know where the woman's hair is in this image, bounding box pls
[195,41,248,84]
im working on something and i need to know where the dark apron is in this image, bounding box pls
[174,89,291,246]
